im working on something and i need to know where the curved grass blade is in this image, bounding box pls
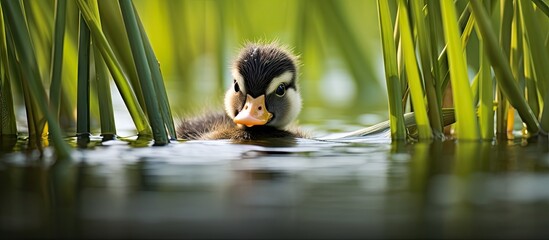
[410,0,444,139]
[119,0,168,145]
[97,0,146,111]
[1,0,71,159]
[76,14,90,137]
[519,0,549,133]
[319,109,456,141]
[469,0,541,135]
[441,0,479,140]
[88,0,116,140]
[75,0,152,137]
[478,41,494,140]
[398,0,432,140]
[532,0,549,18]
[133,3,176,140]
[376,0,406,140]
[49,0,67,123]
[0,7,17,136]
[523,35,539,119]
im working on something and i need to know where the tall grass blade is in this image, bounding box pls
[76,14,90,136]
[519,0,549,133]
[532,0,549,18]
[440,0,479,140]
[438,4,473,96]
[377,0,406,140]
[0,77,17,136]
[0,7,17,136]
[49,0,67,123]
[89,0,116,140]
[523,34,539,119]
[1,0,71,159]
[478,41,494,140]
[76,0,152,137]
[495,0,513,138]
[410,1,444,139]
[4,14,45,147]
[119,0,168,145]
[97,0,146,111]
[398,0,432,140]
[427,0,444,115]
[133,3,176,140]
[469,0,540,135]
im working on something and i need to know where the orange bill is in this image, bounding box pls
[233,94,273,127]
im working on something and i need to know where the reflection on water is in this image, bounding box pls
[1,136,549,239]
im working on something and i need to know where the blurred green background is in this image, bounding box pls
[132,0,387,125]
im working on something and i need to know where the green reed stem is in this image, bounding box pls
[478,41,494,140]
[134,3,176,140]
[0,7,17,136]
[76,0,152,137]
[441,0,479,140]
[377,0,406,140]
[438,3,473,95]
[76,15,90,136]
[427,0,444,115]
[495,0,513,137]
[1,0,71,159]
[470,0,540,135]
[89,0,116,139]
[532,0,549,18]
[119,0,168,145]
[519,0,549,133]
[398,0,432,140]
[49,0,67,123]
[523,35,539,119]
[410,1,444,139]
[97,0,146,112]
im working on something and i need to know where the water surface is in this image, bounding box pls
[1,131,549,239]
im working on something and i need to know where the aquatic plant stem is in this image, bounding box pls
[377,0,406,140]
[519,0,549,133]
[398,0,432,140]
[119,0,169,145]
[410,0,444,139]
[441,0,479,140]
[49,0,67,123]
[1,0,71,159]
[133,2,177,140]
[0,7,17,136]
[76,0,152,137]
[89,0,116,139]
[478,41,494,140]
[469,0,541,135]
[76,15,91,136]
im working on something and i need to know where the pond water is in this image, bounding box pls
[1,124,549,239]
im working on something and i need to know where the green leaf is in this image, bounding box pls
[376,0,406,140]
[75,0,152,137]
[398,0,432,140]
[1,0,71,159]
[119,0,168,145]
[470,0,540,135]
[441,0,479,140]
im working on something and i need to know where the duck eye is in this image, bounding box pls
[234,82,240,92]
[275,83,286,96]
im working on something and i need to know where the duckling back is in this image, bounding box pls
[177,111,306,140]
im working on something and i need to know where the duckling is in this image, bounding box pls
[177,42,306,140]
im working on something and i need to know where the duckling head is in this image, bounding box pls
[224,43,302,130]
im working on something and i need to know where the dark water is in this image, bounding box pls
[1,133,549,239]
